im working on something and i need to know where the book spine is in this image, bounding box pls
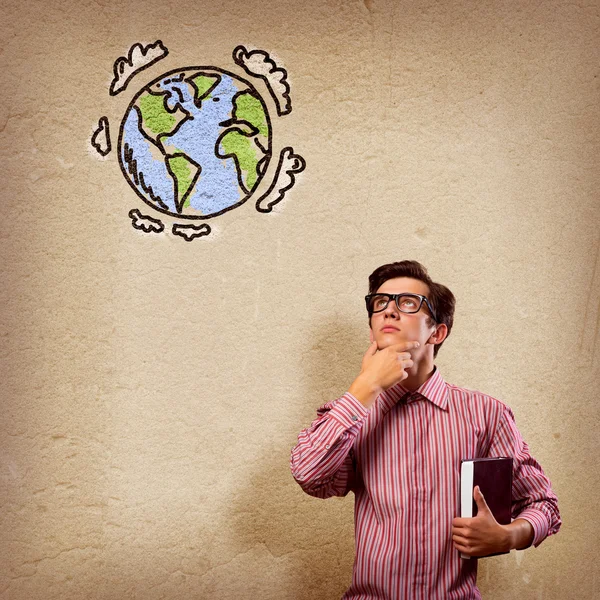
[460,461,474,559]
[460,461,474,518]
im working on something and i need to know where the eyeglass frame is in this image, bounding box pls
[365,293,438,323]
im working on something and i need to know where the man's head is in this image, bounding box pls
[367,260,455,358]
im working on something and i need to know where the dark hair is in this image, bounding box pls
[368,260,455,357]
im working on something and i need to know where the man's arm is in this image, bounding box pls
[290,393,369,498]
[452,406,561,556]
[496,406,562,547]
[291,340,418,498]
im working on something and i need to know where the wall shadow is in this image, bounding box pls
[226,315,366,599]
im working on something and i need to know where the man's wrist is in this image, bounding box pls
[348,374,382,408]
[496,524,513,553]
[505,519,535,551]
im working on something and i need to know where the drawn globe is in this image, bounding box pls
[118,67,272,219]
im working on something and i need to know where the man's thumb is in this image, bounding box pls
[474,486,490,514]
[365,340,378,357]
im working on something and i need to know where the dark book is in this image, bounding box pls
[460,457,513,559]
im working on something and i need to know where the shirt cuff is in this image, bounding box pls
[515,508,550,548]
[328,392,370,429]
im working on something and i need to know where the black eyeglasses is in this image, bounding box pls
[365,293,437,322]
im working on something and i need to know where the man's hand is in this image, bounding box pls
[451,486,511,557]
[348,341,419,408]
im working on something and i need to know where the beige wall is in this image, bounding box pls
[1,0,599,598]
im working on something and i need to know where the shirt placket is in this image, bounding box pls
[406,395,431,598]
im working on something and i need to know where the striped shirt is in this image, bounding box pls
[290,368,561,599]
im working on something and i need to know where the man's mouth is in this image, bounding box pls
[381,326,400,332]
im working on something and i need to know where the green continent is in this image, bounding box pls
[190,74,220,101]
[234,92,269,138]
[138,92,178,136]
[166,154,198,210]
[220,132,262,191]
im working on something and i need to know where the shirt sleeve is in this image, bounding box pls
[489,406,562,547]
[290,392,370,499]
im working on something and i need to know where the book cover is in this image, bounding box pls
[460,457,513,558]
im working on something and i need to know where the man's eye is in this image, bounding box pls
[372,296,388,309]
[400,298,417,309]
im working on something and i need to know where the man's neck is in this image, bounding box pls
[402,359,436,392]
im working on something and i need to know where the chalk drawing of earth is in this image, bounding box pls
[118,67,271,219]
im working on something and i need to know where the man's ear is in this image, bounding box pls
[427,323,448,345]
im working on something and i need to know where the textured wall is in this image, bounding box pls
[1,0,599,598]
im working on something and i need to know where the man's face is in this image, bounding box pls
[369,277,437,352]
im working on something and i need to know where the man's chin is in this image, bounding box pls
[376,334,404,350]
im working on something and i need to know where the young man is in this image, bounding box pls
[290,261,561,600]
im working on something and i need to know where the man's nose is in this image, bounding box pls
[384,301,400,318]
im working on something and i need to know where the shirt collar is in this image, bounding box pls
[381,366,449,412]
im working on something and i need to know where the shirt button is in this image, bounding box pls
[351,415,358,421]
[325,444,330,449]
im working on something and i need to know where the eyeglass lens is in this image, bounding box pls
[368,294,422,314]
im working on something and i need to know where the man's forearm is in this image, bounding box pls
[291,394,368,498]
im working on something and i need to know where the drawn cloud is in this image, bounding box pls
[128,209,164,233]
[91,116,111,157]
[255,147,306,213]
[110,40,168,96]
[172,223,211,241]
[233,46,292,116]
